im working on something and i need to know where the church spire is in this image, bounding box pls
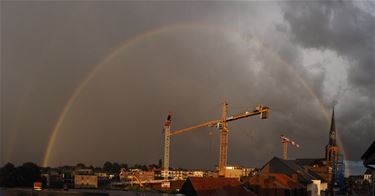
[329,107,337,146]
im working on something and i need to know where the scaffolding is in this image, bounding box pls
[332,153,345,193]
[336,153,345,193]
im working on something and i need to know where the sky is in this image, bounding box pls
[1,1,374,175]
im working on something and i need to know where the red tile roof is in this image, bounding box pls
[180,177,256,196]
[249,173,305,190]
[188,177,240,191]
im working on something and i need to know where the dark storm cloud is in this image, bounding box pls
[282,1,375,92]
[281,1,375,160]
[1,1,371,173]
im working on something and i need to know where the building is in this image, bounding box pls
[255,156,327,196]
[155,169,206,180]
[133,171,154,182]
[222,166,243,179]
[220,166,255,179]
[74,169,98,188]
[294,109,345,192]
[325,108,344,191]
[41,169,64,188]
[242,167,256,177]
[119,168,128,181]
[361,141,375,196]
[364,169,373,183]
[248,173,306,196]
[179,177,256,196]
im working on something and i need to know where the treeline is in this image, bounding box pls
[0,162,42,187]
[0,159,162,187]
[76,159,162,174]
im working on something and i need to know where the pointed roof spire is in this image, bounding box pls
[329,107,337,146]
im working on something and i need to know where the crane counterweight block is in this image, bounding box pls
[259,106,269,119]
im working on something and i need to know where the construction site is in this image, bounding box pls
[118,100,345,196]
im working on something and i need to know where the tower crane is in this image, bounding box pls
[280,134,300,160]
[162,101,269,180]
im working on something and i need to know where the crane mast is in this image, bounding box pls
[280,134,300,160]
[162,112,172,180]
[219,101,229,176]
[163,101,269,179]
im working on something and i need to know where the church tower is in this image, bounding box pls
[326,108,339,163]
[325,108,340,186]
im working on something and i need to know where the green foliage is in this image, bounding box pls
[103,161,113,173]
[75,163,86,169]
[120,163,128,170]
[0,162,42,187]
[112,162,121,174]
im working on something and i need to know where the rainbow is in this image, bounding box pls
[42,22,349,174]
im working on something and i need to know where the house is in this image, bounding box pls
[294,158,329,182]
[257,156,327,196]
[222,166,243,179]
[179,177,256,196]
[119,168,128,181]
[41,168,64,188]
[74,175,98,188]
[133,171,154,181]
[361,141,375,196]
[362,141,375,169]
[248,173,306,196]
[74,169,98,188]
[364,169,373,183]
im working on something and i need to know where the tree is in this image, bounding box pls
[76,163,86,169]
[158,159,162,169]
[17,162,42,187]
[103,161,113,173]
[120,163,128,170]
[0,163,16,187]
[111,162,121,174]
[0,162,42,188]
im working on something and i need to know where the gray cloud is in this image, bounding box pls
[281,1,375,160]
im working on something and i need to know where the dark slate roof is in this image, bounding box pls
[306,169,327,183]
[361,141,375,167]
[294,158,325,167]
[264,157,325,185]
[329,108,337,146]
[365,169,372,175]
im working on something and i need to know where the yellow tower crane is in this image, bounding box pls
[162,101,269,180]
[280,134,300,160]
